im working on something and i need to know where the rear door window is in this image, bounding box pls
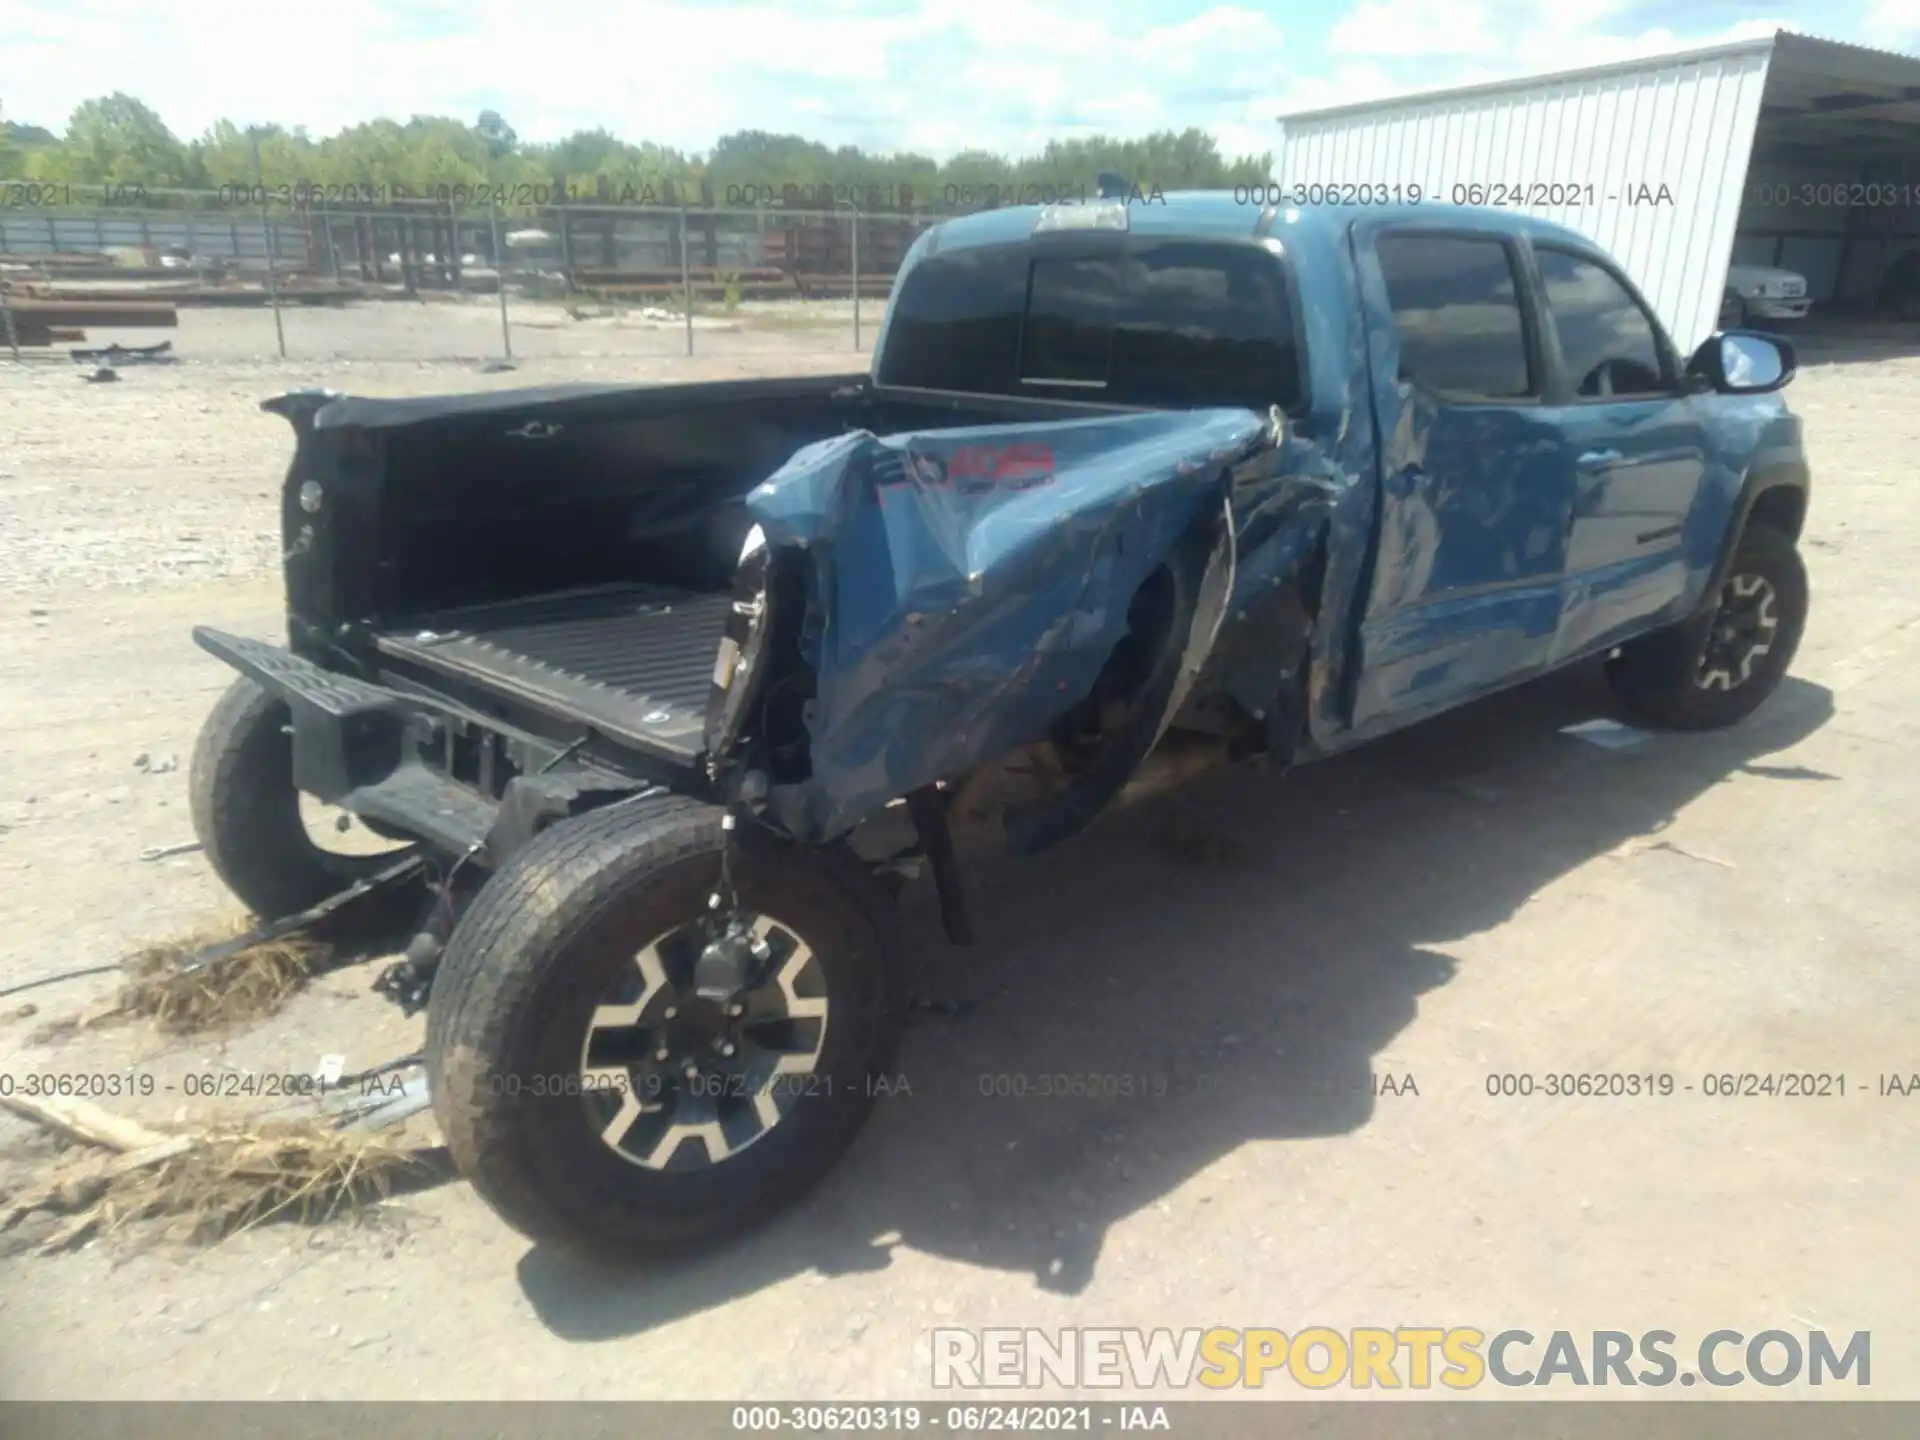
[881,239,1303,411]
[1375,234,1534,400]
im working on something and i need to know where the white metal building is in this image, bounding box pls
[1275,31,1920,351]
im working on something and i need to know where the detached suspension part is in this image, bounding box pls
[907,785,975,946]
[374,853,483,1015]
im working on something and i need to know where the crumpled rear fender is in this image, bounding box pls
[737,408,1279,843]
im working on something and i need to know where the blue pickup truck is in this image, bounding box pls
[190,194,1809,1259]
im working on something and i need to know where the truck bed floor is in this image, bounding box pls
[374,583,729,760]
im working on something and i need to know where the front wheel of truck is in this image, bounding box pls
[425,794,904,1261]
[1606,524,1808,730]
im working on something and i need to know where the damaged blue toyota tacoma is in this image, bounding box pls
[189,194,1810,1259]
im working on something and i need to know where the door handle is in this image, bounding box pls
[1578,449,1623,468]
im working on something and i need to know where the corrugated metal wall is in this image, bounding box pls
[0,212,298,259]
[1277,45,1775,352]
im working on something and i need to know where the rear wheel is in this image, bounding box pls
[1606,525,1807,730]
[425,794,903,1260]
[189,676,418,928]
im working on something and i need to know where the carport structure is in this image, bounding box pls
[1737,33,1920,318]
[1275,30,1920,351]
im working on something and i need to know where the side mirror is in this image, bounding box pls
[1686,330,1796,395]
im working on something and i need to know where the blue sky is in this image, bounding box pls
[1,0,1914,159]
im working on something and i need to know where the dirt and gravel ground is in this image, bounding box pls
[0,307,1916,1401]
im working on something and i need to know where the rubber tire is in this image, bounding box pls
[1719,292,1747,329]
[188,675,417,923]
[425,793,904,1262]
[1606,525,1808,730]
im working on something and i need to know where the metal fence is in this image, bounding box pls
[0,201,943,363]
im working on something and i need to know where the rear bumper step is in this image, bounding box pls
[194,626,498,857]
[194,625,684,865]
[194,625,399,722]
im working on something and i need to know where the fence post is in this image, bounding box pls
[251,131,288,359]
[0,283,19,360]
[322,202,343,283]
[680,205,693,358]
[490,203,513,362]
[446,198,463,290]
[850,204,862,351]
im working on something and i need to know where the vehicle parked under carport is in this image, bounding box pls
[1721,262,1812,328]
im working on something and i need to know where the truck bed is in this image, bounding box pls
[374,583,730,760]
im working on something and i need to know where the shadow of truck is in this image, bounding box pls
[513,659,1835,1334]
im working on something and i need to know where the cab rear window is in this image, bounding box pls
[878,239,1304,412]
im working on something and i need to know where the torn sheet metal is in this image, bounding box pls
[1561,718,1653,751]
[325,1067,432,1131]
[744,408,1280,841]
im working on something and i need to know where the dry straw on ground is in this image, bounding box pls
[65,1120,436,1245]
[117,918,329,1033]
[1,1096,443,1253]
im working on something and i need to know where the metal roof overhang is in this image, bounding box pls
[1754,33,1920,164]
[1277,31,1920,165]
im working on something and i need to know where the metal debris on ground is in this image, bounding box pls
[326,1070,433,1132]
[139,839,203,862]
[70,340,176,365]
[0,963,122,1001]
[1560,718,1654,750]
[1607,835,1737,869]
[0,1094,442,1253]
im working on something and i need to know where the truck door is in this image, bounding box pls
[1527,243,1711,661]
[1349,225,1575,732]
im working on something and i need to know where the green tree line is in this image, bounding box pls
[2,95,1272,208]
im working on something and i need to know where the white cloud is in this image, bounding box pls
[1863,0,1920,50]
[2,0,1911,166]
[1312,1,1802,115]
[0,0,1293,159]
[1329,0,1506,57]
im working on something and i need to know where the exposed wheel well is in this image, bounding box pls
[1747,486,1807,545]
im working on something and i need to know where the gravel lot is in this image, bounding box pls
[1,310,1917,1401]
